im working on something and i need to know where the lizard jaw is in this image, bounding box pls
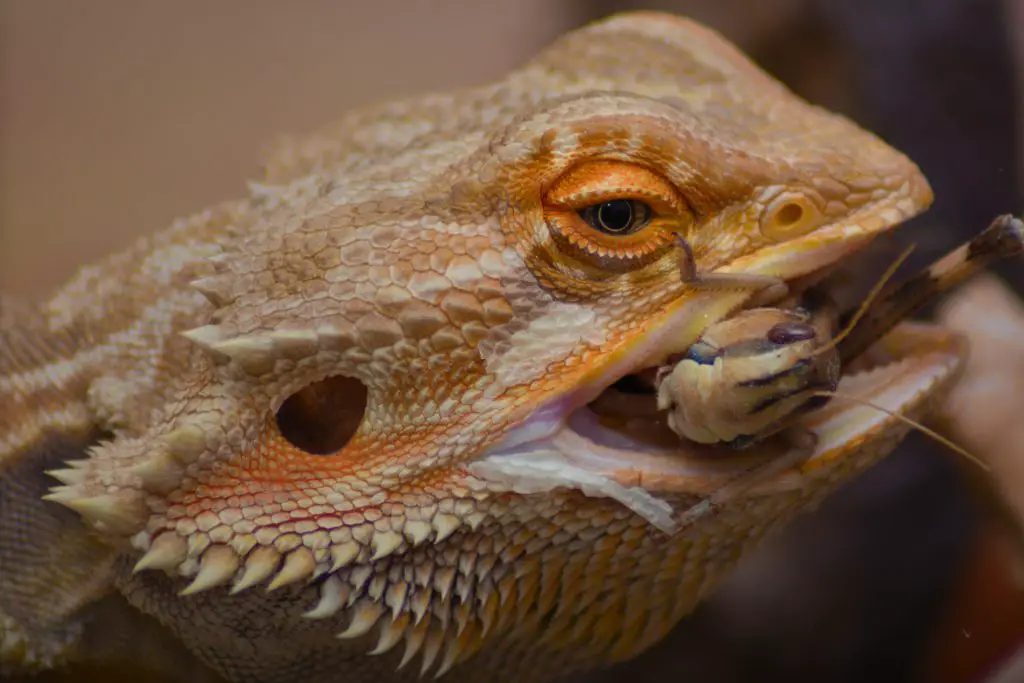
[470,322,965,534]
[470,176,942,532]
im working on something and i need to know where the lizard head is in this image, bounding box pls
[45,12,965,678]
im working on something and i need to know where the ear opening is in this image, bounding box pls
[275,375,367,455]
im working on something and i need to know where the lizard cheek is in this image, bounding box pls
[274,375,367,456]
[759,191,825,242]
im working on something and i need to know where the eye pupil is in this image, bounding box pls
[597,200,634,233]
[580,199,651,235]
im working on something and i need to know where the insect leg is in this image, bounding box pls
[672,233,789,303]
[674,429,819,531]
[837,214,1023,364]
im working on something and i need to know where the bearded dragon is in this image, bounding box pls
[0,12,971,683]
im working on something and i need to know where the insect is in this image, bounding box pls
[663,213,1024,529]
[654,293,841,448]
[654,228,918,451]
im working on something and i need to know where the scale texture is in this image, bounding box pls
[1,12,966,683]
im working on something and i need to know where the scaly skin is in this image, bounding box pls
[1,12,968,683]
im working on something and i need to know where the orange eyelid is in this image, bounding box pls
[540,160,694,271]
[544,160,685,214]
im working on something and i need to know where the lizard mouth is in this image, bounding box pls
[470,189,969,533]
[471,321,963,534]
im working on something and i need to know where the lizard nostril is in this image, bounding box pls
[775,202,804,226]
[759,191,823,241]
[275,375,366,455]
[767,321,816,345]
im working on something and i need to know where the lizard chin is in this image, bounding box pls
[470,322,965,535]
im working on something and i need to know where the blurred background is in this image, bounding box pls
[2,1,1022,682]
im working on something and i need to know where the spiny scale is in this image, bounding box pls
[232,546,281,593]
[133,529,632,677]
[127,451,184,495]
[398,619,431,670]
[48,491,148,536]
[159,422,212,464]
[189,274,235,308]
[134,533,188,573]
[180,324,354,375]
[330,542,361,571]
[369,613,410,655]
[42,417,220,538]
[46,468,84,485]
[303,575,347,619]
[370,530,404,561]
[267,548,316,591]
[181,546,239,595]
[337,600,385,639]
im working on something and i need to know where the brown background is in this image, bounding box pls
[0,0,581,294]
[4,0,1021,296]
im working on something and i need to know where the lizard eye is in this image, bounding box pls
[542,160,693,269]
[579,199,652,235]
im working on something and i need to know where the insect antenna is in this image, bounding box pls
[812,390,989,472]
[807,244,916,360]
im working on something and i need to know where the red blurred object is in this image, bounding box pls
[920,522,1024,683]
